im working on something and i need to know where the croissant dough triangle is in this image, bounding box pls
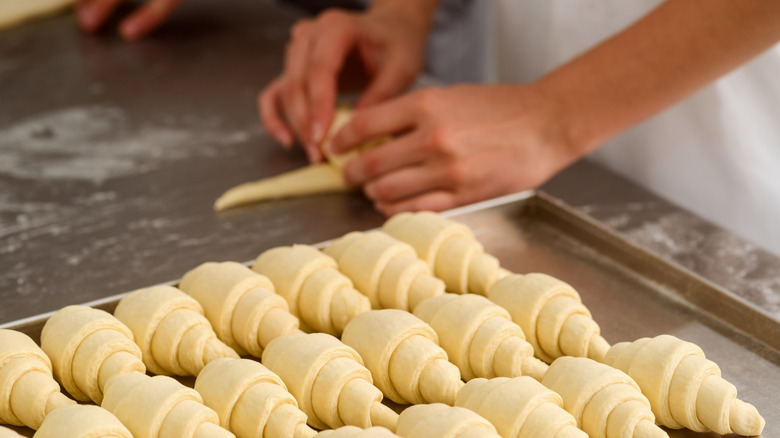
[214,164,348,211]
[214,106,388,211]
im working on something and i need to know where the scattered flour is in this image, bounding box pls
[579,201,780,318]
[0,105,250,184]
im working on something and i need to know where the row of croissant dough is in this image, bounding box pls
[0,211,765,438]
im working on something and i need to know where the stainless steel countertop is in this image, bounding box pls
[1,0,779,330]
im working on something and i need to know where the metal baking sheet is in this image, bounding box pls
[3,191,778,437]
[447,192,779,437]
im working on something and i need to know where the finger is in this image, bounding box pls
[341,131,429,186]
[375,191,458,216]
[363,163,450,204]
[258,78,294,147]
[283,88,321,161]
[119,0,185,41]
[282,20,317,158]
[305,19,358,145]
[357,48,418,108]
[329,95,417,155]
[77,0,124,32]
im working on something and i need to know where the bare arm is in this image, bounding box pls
[544,0,780,156]
[330,0,780,215]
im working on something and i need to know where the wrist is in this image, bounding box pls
[368,0,439,42]
[515,80,596,170]
[532,71,619,163]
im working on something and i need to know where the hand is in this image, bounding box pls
[258,5,434,163]
[328,84,584,215]
[76,0,185,41]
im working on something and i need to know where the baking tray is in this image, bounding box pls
[2,191,778,437]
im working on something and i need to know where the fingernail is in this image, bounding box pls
[305,144,323,163]
[275,130,293,147]
[364,183,377,200]
[80,8,99,30]
[120,21,141,40]
[311,121,324,144]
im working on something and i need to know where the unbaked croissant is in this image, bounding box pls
[542,357,667,438]
[33,405,132,438]
[604,335,764,436]
[113,285,238,376]
[40,306,145,404]
[383,211,507,295]
[261,332,399,431]
[0,329,75,429]
[413,293,548,381]
[180,261,301,357]
[195,358,317,438]
[341,309,464,406]
[102,372,235,438]
[324,231,445,312]
[487,273,610,363]
[396,403,501,438]
[253,244,370,335]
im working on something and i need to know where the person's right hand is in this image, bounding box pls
[258,5,435,163]
[76,0,185,41]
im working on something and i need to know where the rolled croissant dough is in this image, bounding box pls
[0,0,74,30]
[214,107,387,211]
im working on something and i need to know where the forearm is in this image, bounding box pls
[539,0,780,155]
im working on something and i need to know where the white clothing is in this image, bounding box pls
[483,0,780,256]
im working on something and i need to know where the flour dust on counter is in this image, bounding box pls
[579,201,780,319]
[0,105,250,184]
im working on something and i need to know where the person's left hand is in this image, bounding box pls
[76,0,185,41]
[328,84,584,215]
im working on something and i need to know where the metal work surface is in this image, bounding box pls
[0,0,384,324]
